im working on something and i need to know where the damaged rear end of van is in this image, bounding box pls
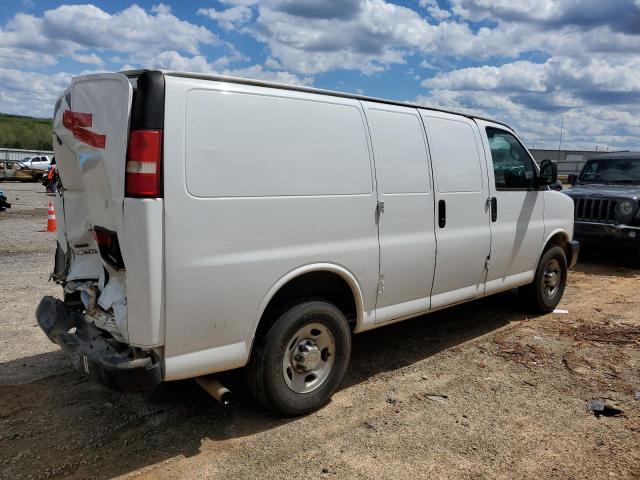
[36,71,165,392]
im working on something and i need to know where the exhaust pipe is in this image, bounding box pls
[196,376,232,406]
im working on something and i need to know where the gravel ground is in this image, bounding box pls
[0,181,639,479]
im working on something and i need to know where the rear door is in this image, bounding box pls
[361,101,436,323]
[53,73,132,239]
[420,111,491,308]
[52,73,133,340]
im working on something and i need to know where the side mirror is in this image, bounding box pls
[538,159,558,186]
[567,173,577,186]
[550,180,563,191]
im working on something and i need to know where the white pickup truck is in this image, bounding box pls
[37,70,578,416]
[19,155,51,171]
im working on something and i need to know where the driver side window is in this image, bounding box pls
[486,128,535,190]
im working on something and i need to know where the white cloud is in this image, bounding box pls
[198,6,253,31]
[223,64,313,85]
[417,55,640,150]
[0,0,638,151]
[0,67,72,117]
[0,47,56,69]
[0,4,218,66]
[419,0,451,20]
[147,50,312,86]
[220,0,260,5]
[450,0,640,35]
[151,3,172,15]
[251,0,432,74]
[423,61,547,92]
[235,0,640,81]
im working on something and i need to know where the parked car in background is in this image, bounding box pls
[19,155,51,171]
[0,161,41,181]
[17,155,51,181]
[37,70,578,417]
[565,152,640,267]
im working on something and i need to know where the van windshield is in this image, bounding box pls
[579,158,640,184]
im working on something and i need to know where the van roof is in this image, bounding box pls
[123,69,511,129]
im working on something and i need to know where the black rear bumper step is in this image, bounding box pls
[35,296,162,393]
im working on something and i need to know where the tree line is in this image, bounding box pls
[0,114,53,150]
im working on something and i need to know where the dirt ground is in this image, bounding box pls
[1,181,639,480]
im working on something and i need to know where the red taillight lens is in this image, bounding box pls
[92,229,113,248]
[126,129,162,197]
[91,228,125,270]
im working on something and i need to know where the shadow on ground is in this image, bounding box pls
[574,244,639,274]
[0,290,528,479]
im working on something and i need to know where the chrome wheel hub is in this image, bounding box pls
[293,340,322,372]
[543,258,561,299]
[282,323,335,394]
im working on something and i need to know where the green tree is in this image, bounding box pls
[0,114,53,150]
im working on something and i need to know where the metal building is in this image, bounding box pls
[0,147,54,163]
[528,149,625,178]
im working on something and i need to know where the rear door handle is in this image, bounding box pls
[491,197,497,222]
[438,199,446,228]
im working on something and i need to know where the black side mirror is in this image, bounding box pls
[567,173,577,186]
[538,159,558,186]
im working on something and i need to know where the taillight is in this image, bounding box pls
[91,227,124,270]
[125,129,162,197]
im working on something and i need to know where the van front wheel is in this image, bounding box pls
[246,300,351,417]
[519,246,568,313]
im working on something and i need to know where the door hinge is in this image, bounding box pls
[484,255,491,270]
[377,275,385,294]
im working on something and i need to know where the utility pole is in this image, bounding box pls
[557,118,564,162]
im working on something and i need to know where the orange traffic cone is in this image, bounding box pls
[46,201,56,232]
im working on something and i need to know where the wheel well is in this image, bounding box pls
[256,271,358,339]
[544,232,570,259]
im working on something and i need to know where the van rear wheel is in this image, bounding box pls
[246,300,351,417]
[519,246,568,313]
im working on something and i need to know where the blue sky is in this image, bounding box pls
[1,0,639,150]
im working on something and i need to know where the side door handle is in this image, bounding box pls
[438,199,446,228]
[491,197,497,222]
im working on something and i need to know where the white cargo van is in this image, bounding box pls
[37,70,578,416]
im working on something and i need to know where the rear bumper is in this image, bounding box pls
[567,240,580,269]
[35,296,162,393]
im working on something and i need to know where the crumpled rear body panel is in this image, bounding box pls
[52,73,133,342]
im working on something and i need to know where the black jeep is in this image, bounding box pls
[564,152,640,267]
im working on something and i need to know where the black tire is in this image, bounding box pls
[519,246,568,313]
[246,300,351,417]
